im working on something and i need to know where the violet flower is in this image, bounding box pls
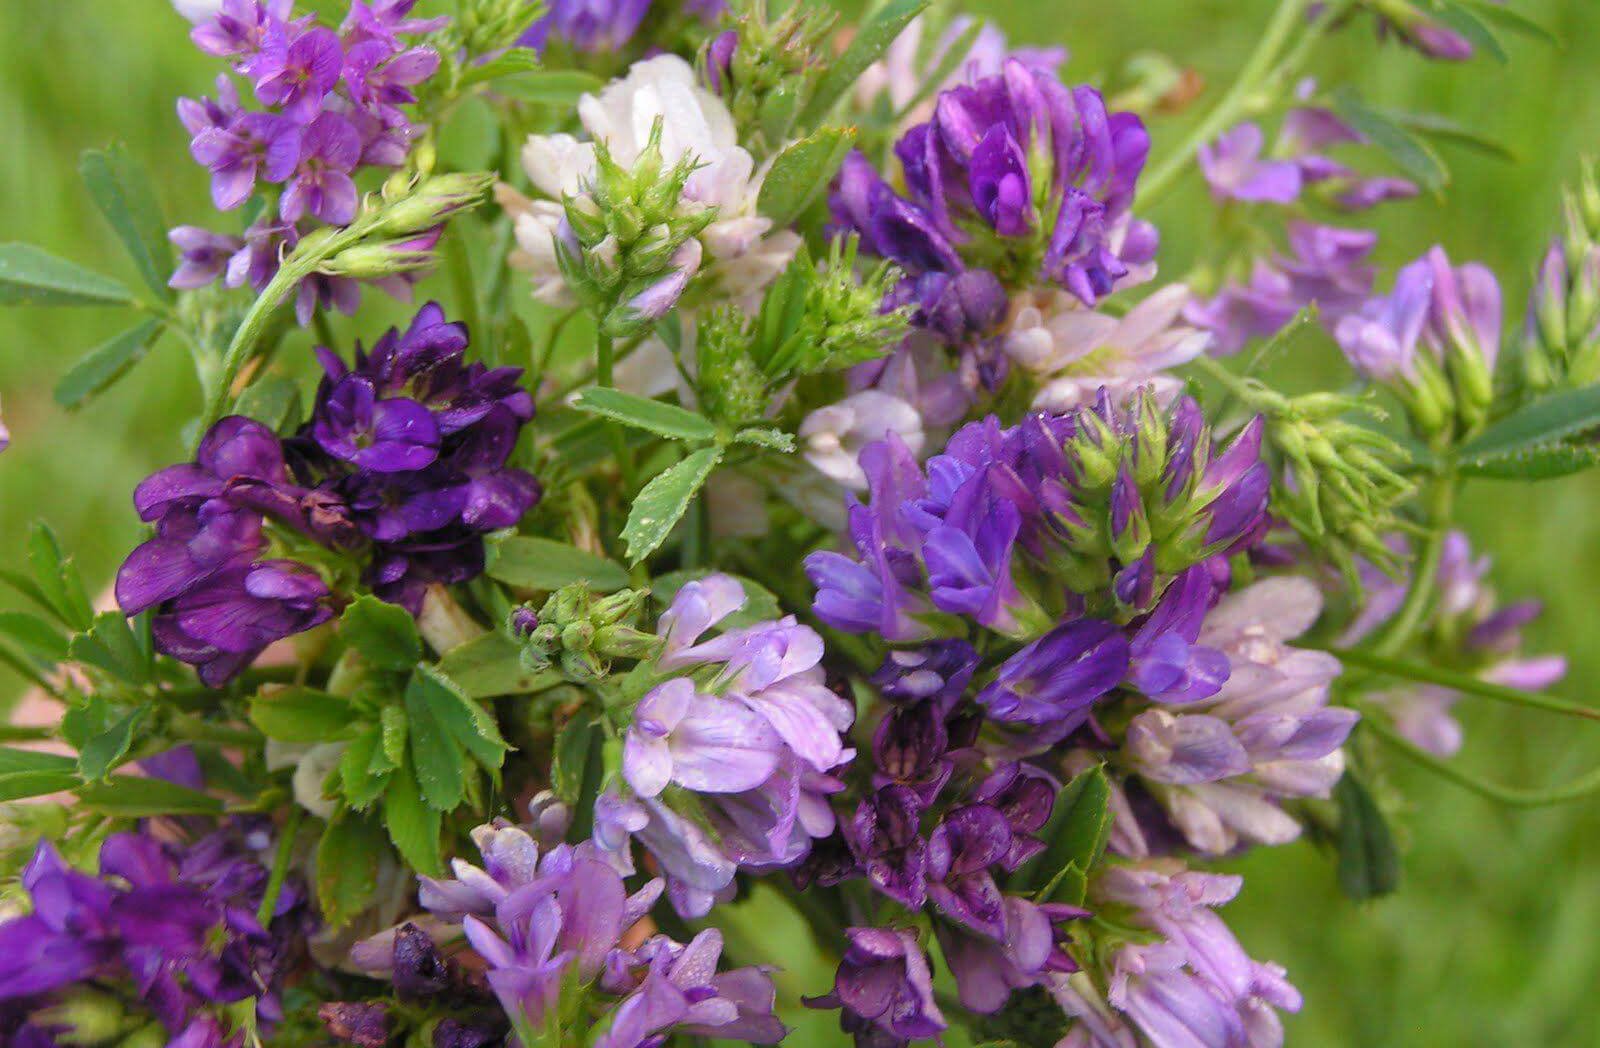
[805,927,947,1044]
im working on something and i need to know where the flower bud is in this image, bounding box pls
[378,172,492,235]
[321,228,444,279]
[36,989,134,1046]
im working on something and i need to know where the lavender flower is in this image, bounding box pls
[805,927,946,1044]
[520,0,655,53]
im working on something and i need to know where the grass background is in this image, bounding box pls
[2,1,1598,1043]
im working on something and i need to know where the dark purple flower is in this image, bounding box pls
[871,705,953,807]
[925,805,1011,937]
[844,786,930,910]
[936,897,1086,1013]
[312,375,442,472]
[518,0,656,53]
[871,639,979,712]
[319,1002,392,1048]
[977,620,1130,727]
[969,762,1056,870]
[805,928,946,1043]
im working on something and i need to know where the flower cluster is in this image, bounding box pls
[116,302,537,682]
[0,820,306,1048]
[170,0,445,320]
[597,574,854,917]
[406,820,784,1046]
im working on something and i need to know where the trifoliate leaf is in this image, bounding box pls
[340,595,425,672]
[403,673,469,812]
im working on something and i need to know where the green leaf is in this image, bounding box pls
[552,708,604,812]
[1331,89,1447,193]
[403,673,468,811]
[339,725,389,811]
[379,705,408,772]
[1334,771,1401,900]
[570,387,718,443]
[317,809,388,930]
[621,446,723,565]
[340,596,424,671]
[80,145,174,300]
[437,631,561,698]
[1033,860,1089,908]
[0,746,75,775]
[54,319,165,409]
[797,0,929,128]
[1387,111,1514,163]
[459,48,542,87]
[1453,385,1600,480]
[70,611,150,683]
[29,523,94,631]
[250,687,358,743]
[757,126,858,227]
[234,376,304,433]
[1461,0,1557,45]
[415,664,511,771]
[0,771,81,801]
[77,704,149,782]
[1436,5,1506,64]
[733,426,796,452]
[383,760,443,876]
[0,243,137,307]
[494,70,605,105]
[487,535,631,592]
[1011,765,1112,896]
[76,776,224,816]
[0,610,69,664]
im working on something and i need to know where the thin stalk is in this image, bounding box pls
[1138,0,1315,209]
[1374,473,1455,656]
[1361,712,1600,807]
[257,805,305,927]
[1331,647,1600,722]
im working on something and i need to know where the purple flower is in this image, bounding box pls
[871,639,979,712]
[936,896,1086,1014]
[622,678,784,798]
[978,620,1130,727]
[519,0,656,53]
[845,786,930,910]
[311,374,443,472]
[596,930,785,1046]
[269,111,362,225]
[182,80,281,211]
[1200,124,1303,204]
[190,0,291,61]
[252,24,344,119]
[170,226,245,289]
[805,927,947,1043]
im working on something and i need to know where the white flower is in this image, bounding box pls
[1016,284,1212,411]
[512,55,798,306]
[800,391,925,489]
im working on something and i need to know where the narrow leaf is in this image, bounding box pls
[1012,765,1112,895]
[487,535,631,592]
[339,726,389,811]
[29,523,94,631]
[317,809,388,930]
[77,704,149,782]
[0,771,81,801]
[403,673,468,811]
[1463,0,1557,45]
[459,48,542,87]
[798,0,928,128]
[757,126,859,227]
[1436,6,1507,64]
[1459,441,1600,481]
[234,376,304,433]
[0,243,136,307]
[1457,386,1600,472]
[70,611,150,683]
[1331,90,1447,193]
[76,776,224,816]
[340,595,424,671]
[1388,111,1514,162]
[80,145,174,300]
[571,387,718,443]
[621,446,723,565]
[54,320,165,409]
[0,611,69,664]
[1334,772,1401,900]
[416,664,510,771]
[0,746,76,775]
[383,760,443,876]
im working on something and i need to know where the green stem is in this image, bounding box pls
[444,232,486,361]
[1331,647,1600,722]
[256,805,305,927]
[1137,0,1315,209]
[1361,713,1600,807]
[167,712,261,747]
[1374,473,1455,656]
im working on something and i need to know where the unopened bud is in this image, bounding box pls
[322,228,443,279]
[36,989,132,1046]
[377,172,493,236]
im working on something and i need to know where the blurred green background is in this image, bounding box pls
[2,1,1598,1044]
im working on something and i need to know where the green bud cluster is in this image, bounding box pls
[1040,392,1260,616]
[1387,334,1494,446]
[34,988,146,1047]
[695,237,909,425]
[319,172,493,280]
[555,119,717,338]
[1523,160,1600,391]
[1266,392,1413,586]
[516,585,660,682]
[701,0,838,158]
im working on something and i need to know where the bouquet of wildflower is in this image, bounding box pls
[2,0,1596,1045]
